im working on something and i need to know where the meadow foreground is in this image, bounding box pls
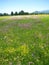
[0,15,49,65]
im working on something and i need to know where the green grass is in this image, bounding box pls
[0,15,49,65]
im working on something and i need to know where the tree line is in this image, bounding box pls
[0,10,29,16]
[0,10,49,16]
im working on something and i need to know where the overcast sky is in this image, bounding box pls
[0,0,49,13]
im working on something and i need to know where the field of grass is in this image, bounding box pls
[0,15,49,65]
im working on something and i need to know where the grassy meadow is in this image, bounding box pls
[0,15,49,65]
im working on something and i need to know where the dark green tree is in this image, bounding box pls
[3,13,8,16]
[11,11,14,15]
[19,10,24,15]
[14,11,18,15]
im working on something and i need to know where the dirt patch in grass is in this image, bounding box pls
[18,22,32,29]
[8,15,40,20]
